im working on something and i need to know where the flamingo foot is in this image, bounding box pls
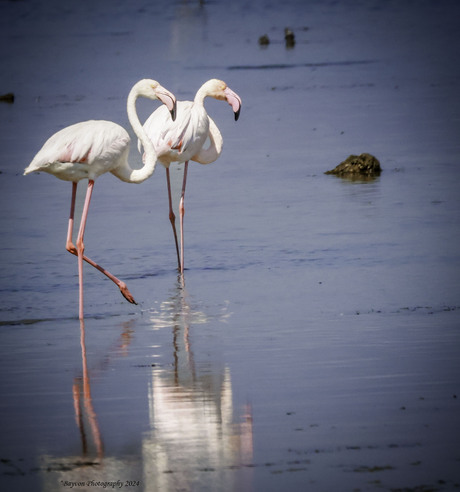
[119,282,137,305]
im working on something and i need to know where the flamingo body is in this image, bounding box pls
[24,79,177,319]
[25,120,130,182]
[142,100,210,166]
[140,79,242,273]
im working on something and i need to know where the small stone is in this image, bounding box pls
[258,35,270,46]
[284,28,295,48]
[0,93,14,104]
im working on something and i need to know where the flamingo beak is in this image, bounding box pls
[224,87,242,121]
[156,86,177,121]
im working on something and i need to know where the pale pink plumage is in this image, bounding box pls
[24,79,177,319]
[140,79,242,274]
[25,120,130,182]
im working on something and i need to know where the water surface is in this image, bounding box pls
[1,1,460,491]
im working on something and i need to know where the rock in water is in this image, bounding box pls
[325,153,381,176]
[0,92,14,103]
[258,35,270,46]
[284,28,295,48]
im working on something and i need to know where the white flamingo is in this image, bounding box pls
[24,79,177,319]
[140,79,242,273]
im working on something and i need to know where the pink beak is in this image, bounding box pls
[156,86,177,121]
[224,87,242,121]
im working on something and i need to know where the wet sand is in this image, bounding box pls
[1,0,460,491]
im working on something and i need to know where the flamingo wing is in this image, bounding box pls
[25,121,130,179]
[191,115,223,165]
[141,101,209,163]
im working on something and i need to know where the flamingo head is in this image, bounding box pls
[136,79,177,121]
[204,79,242,121]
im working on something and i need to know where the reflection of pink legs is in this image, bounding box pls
[179,162,188,275]
[66,181,136,319]
[80,320,104,458]
[166,168,181,271]
[72,319,104,458]
[240,403,254,463]
[72,382,86,452]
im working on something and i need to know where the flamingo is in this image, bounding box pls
[24,79,177,319]
[140,79,242,274]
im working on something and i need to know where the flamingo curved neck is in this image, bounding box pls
[114,88,158,183]
[192,117,223,164]
[194,86,209,107]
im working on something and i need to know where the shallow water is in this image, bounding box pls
[1,0,460,491]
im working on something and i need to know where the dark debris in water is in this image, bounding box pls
[161,458,311,476]
[1,457,100,476]
[258,27,300,49]
[44,460,100,472]
[354,464,394,473]
[396,305,459,315]
[0,310,125,327]
[284,28,296,48]
[227,60,374,71]
[0,93,14,104]
[390,484,447,492]
[1,457,26,476]
[258,34,270,46]
[351,305,460,316]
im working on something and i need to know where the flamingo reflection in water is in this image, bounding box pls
[72,319,104,460]
[40,286,253,490]
[40,320,140,488]
[144,281,254,489]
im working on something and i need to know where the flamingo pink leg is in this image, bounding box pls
[75,180,95,319]
[66,182,78,255]
[66,181,137,318]
[179,161,188,274]
[166,168,181,271]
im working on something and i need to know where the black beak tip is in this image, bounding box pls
[234,108,240,121]
[170,104,177,121]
